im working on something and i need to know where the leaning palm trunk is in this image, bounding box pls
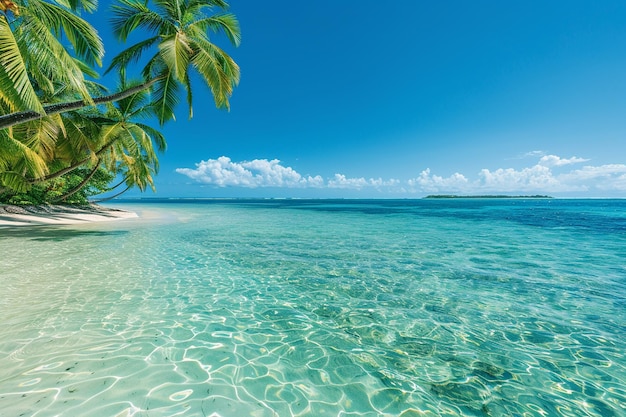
[32,156,91,183]
[91,184,131,203]
[27,137,117,185]
[0,78,161,130]
[52,159,100,202]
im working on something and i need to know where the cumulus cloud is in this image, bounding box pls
[559,164,626,191]
[177,154,626,195]
[175,156,323,188]
[538,154,589,167]
[477,165,565,191]
[475,161,626,193]
[407,169,469,192]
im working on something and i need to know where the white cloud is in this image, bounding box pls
[407,169,469,192]
[477,165,567,191]
[538,154,589,167]
[177,154,626,195]
[327,174,400,189]
[524,150,546,158]
[509,150,546,160]
[175,156,323,188]
[560,164,626,191]
[464,158,624,193]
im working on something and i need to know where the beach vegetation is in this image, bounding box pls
[3,165,114,205]
[0,0,239,204]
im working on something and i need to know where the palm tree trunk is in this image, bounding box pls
[28,138,118,185]
[53,160,101,202]
[0,78,161,130]
[106,177,128,192]
[32,156,91,183]
[91,185,131,203]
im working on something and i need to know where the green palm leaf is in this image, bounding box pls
[184,70,193,118]
[105,36,160,75]
[151,69,181,124]
[56,0,98,13]
[0,16,45,113]
[26,0,103,67]
[13,116,62,161]
[18,11,93,102]
[135,122,166,152]
[159,33,193,81]
[192,38,239,108]
[0,129,49,179]
[110,0,240,124]
[0,171,32,193]
[111,0,169,40]
[193,14,241,47]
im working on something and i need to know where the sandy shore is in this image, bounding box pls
[0,204,138,227]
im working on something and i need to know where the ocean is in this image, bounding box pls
[1,199,625,416]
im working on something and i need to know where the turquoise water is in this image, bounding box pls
[1,199,625,416]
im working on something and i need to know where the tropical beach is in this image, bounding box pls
[0,204,137,226]
[2,0,626,416]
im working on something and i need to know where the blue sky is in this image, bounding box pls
[94,0,626,198]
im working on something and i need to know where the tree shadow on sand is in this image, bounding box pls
[0,227,130,241]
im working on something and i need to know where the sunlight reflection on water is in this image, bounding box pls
[1,199,625,416]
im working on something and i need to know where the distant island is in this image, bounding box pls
[424,195,553,199]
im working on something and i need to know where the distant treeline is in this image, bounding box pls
[424,195,553,199]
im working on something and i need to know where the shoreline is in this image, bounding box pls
[0,204,138,227]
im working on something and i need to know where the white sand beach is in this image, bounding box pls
[0,204,138,226]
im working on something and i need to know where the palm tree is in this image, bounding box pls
[0,0,240,129]
[0,0,103,185]
[1,0,240,202]
[0,75,165,202]
[92,78,166,196]
[47,77,166,201]
[107,0,241,123]
[0,0,103,115]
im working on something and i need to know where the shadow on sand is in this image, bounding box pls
[0,227,130,242]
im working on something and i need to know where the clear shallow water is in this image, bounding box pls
[0,199,625,417]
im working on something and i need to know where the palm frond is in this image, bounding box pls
[154,0,183,23]
[105,35,160,75]
[127,125,157,165]
[188,0,230,11]
[0,129,15,172]
[114,77,152,118]
[192,13,241,47]
[56,112,103,160]
[55,0,98,13]
[85,79,109,97]
[0,16,45,113]
[184,70,193,119]
[18,15,93,102]
[159,32,192,81]
[111,0,170,40]
[0,129,49,179]
[29,0,103,67]
[0,171,32,193]
[135,122,167,152]
[73,57,100,79]
[191,38,239,108]
[141,52,165,79]
[14,116,62,161]
[151,69,180,124]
